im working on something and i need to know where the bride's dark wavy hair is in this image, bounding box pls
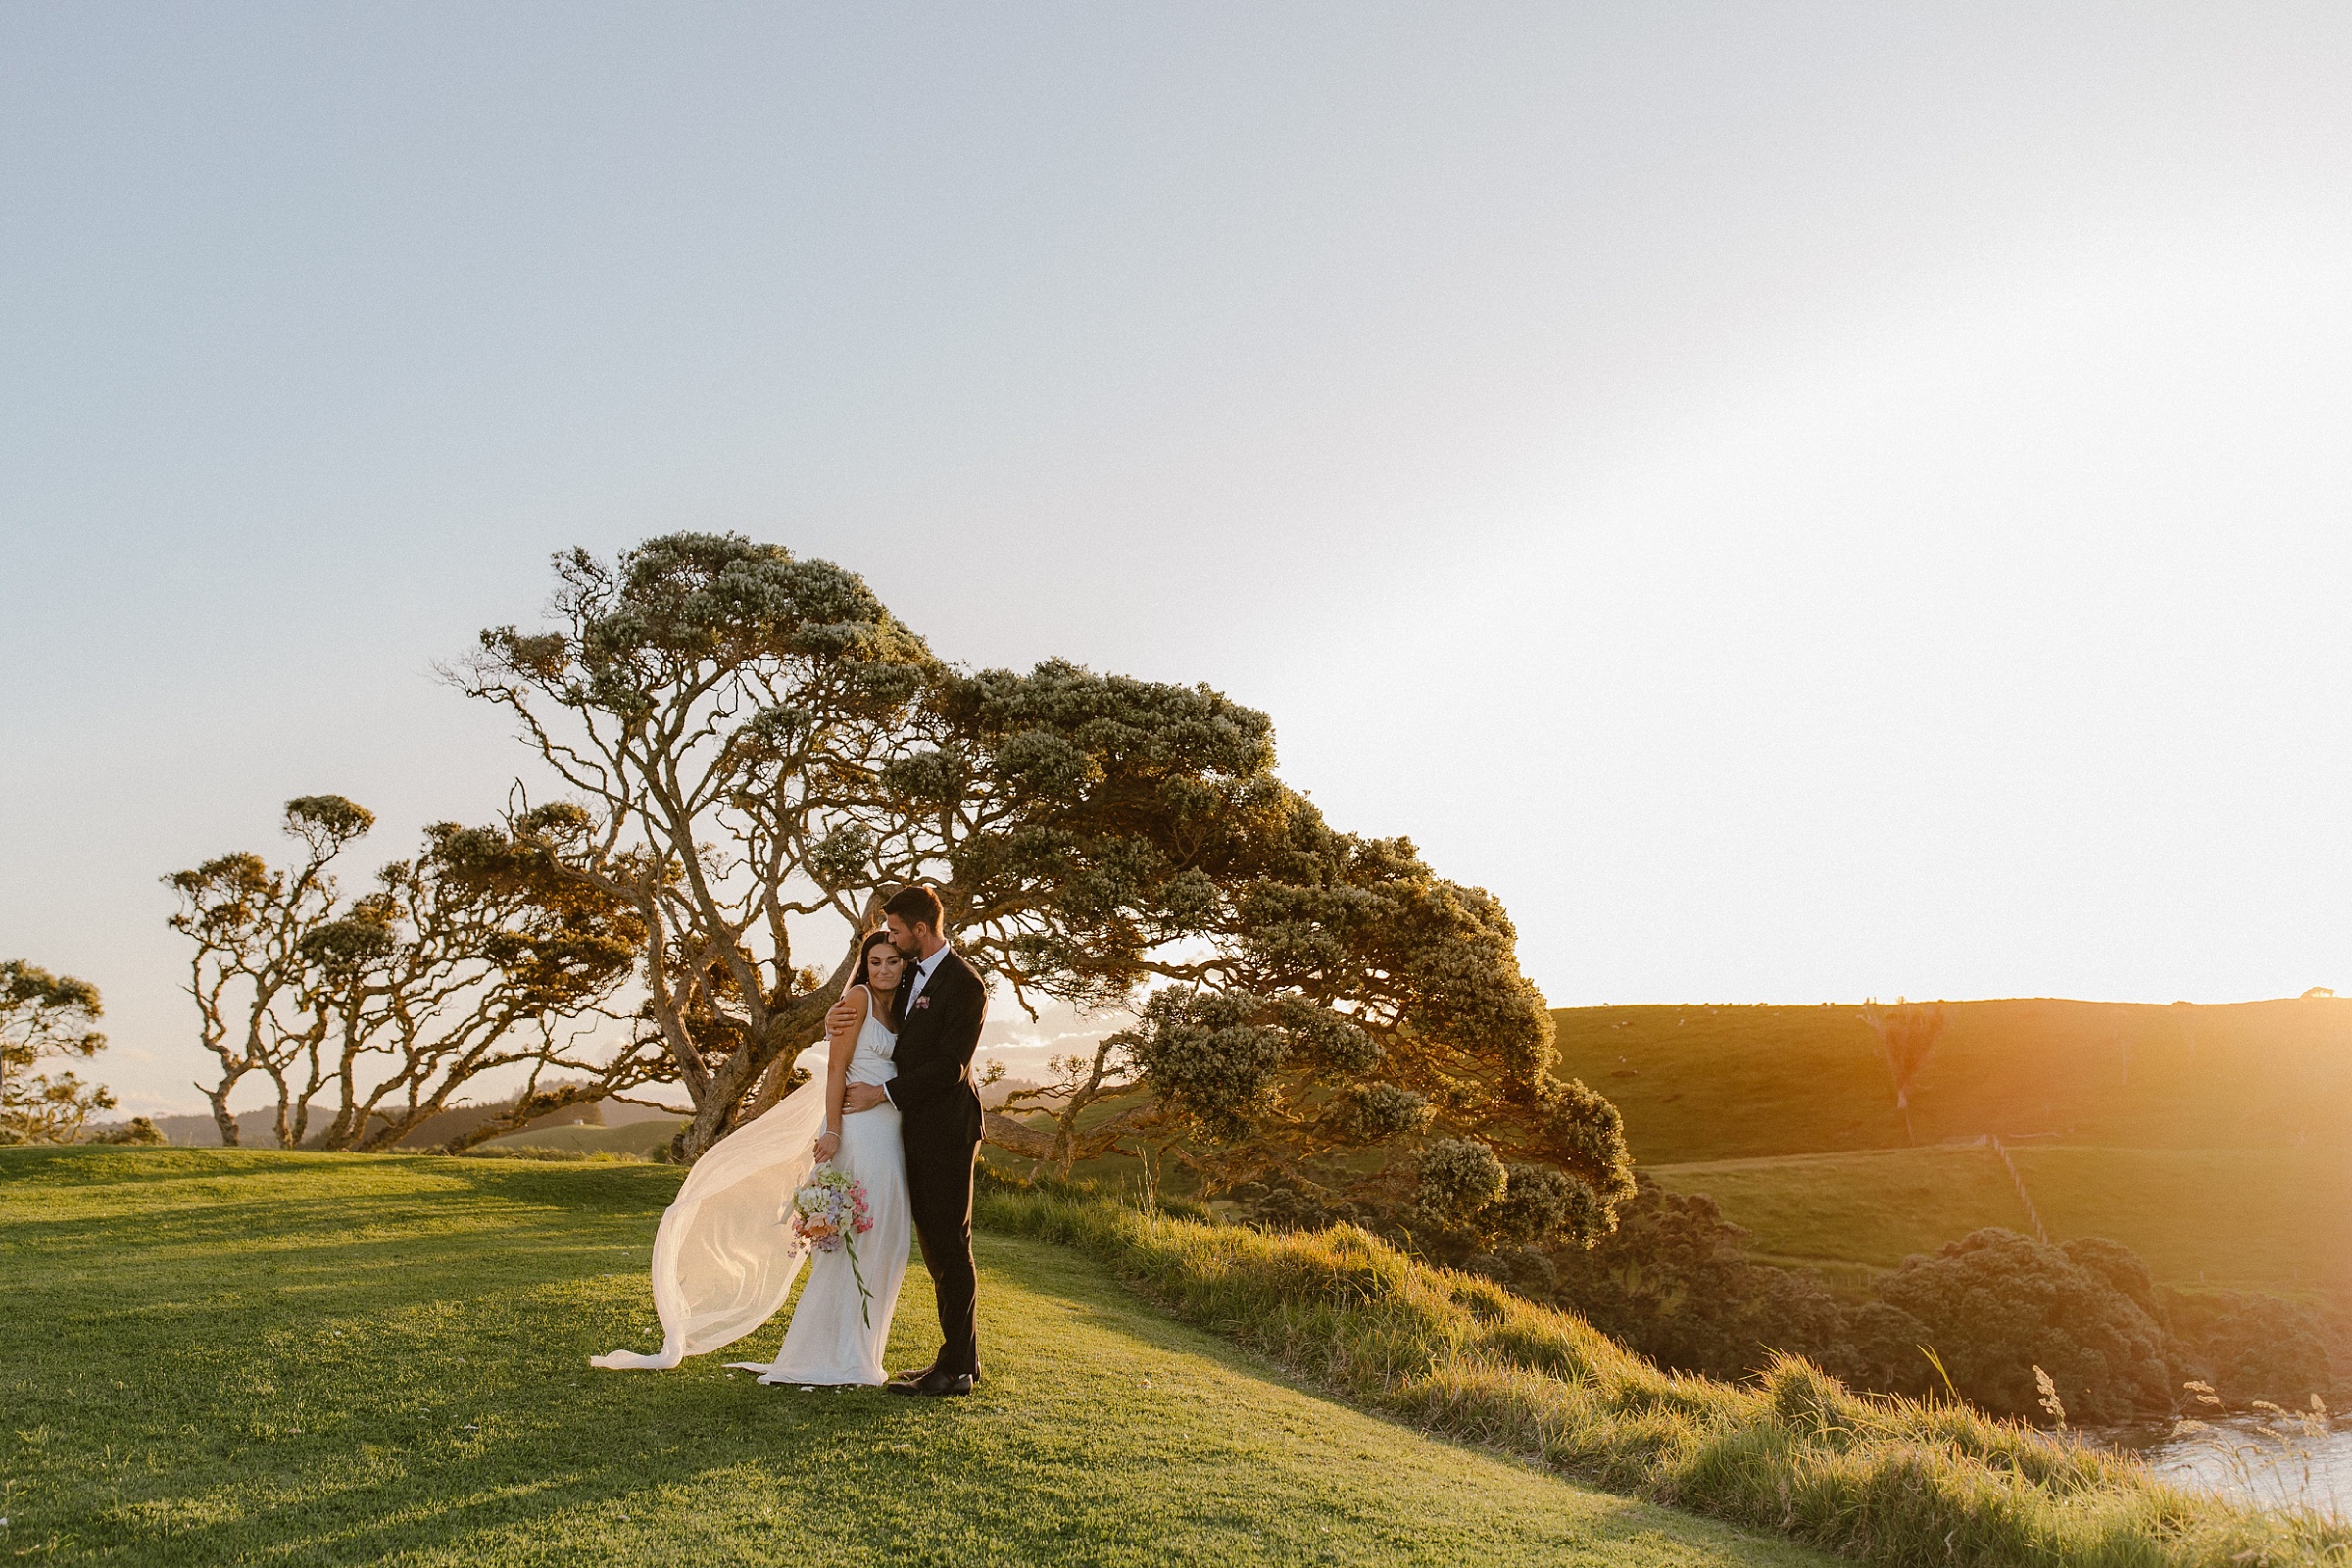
[854,927,909,1027]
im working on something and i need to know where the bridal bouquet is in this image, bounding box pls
[789,1165,875,1326]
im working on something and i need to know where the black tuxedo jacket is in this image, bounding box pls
[885,948,985,1143]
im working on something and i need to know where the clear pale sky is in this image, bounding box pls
[6,5,2350,1116]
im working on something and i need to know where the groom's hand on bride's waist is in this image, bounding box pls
[841,1083,890,1113]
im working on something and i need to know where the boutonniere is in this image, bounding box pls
[915,996,933,1010]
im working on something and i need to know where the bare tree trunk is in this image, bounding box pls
[672,910,880,1161]
[203,1078,242,1147]
[982,1109,1054,1162]
[676,991,835,1161]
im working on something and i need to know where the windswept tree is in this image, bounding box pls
[455,536,939,1158]
[0,960,112,1143]
[169,794,368,1145]
[168,797,655,1150]
[457,533,1634,1249]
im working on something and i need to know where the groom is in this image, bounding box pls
[836,884,986,1397]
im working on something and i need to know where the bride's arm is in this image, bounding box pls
[813,985,868,1162]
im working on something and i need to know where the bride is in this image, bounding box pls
[737,930,912,1383]
[589,928,913,1383]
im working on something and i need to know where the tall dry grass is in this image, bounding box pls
[977,1184,2351,1566]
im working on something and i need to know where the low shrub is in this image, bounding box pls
[1873,1228,2178,1425]
[1549,1175,1849,1383]
[2171,1291,2337,1410]
[977,1182,2351,1567]
[1532,1179,2332,1423]
[86,1116,167,1146]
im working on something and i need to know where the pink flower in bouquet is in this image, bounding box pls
[788,1164,877,1326]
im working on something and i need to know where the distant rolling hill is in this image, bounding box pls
[1551,996,2352,1164]
[144,1096,654,1150]
[1553,997,2352,1297]
[477,1118,686,1158]
[1644,1144,2351,1295]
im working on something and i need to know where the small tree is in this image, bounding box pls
[169,795,371,1146]
[169,798,655,1150]
[0,961,112,1143]
[1859,998,1944,1142]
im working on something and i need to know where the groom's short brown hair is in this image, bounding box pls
[882,884,945,933]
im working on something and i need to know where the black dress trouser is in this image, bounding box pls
[903,1110,981,1376]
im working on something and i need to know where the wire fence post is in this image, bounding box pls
[1990,1135,2050,1244]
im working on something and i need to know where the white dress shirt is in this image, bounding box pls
[883,944,954,1111]
[903,943,953,1012]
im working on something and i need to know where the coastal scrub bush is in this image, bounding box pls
[1540,1185,2337,1423]
[87,1116,167,1145]
[1873,1227,2176,1424]
[2171,1290,2337,1409]
[1548,1175,1849,1383]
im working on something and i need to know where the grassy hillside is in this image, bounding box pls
[1647,1144,2352,1294]
[0,1148,1823,1567]
[1552,996,2352,1164]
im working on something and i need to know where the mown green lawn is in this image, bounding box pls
[0,1148,1824,1567]
[1648,1144,2352,1295]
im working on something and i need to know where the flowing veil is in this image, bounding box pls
[590,1045,827,1371]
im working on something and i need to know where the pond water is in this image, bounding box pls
[2100,1415,2352,1519]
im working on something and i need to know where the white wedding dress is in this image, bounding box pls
[736,1009,911,1384]
[589,1009,912,1384]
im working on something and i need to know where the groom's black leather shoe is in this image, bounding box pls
[887,1366,974,1397]
[893,1364,983,1387]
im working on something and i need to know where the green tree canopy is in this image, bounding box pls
[458,532,1633,1247]
[1,959,112,1144]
